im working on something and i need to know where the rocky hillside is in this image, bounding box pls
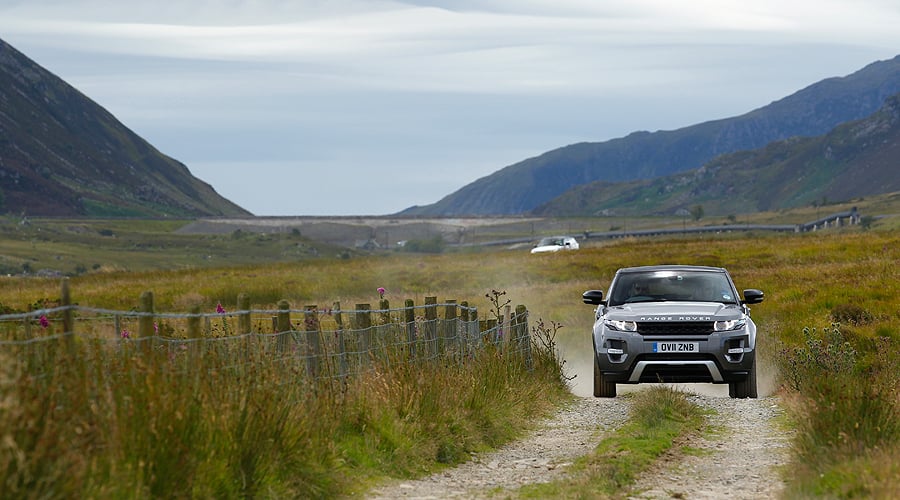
[401,54,900,216]
[0,38,250,217]
[533,93,900,216]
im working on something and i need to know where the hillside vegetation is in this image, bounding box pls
[535,93,900,216]
[0,38,249,217]
[1,216,898,497]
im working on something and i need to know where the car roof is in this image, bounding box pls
[615,265,727,274]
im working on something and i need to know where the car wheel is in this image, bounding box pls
[729,355,758,399]
[593,355,616,398]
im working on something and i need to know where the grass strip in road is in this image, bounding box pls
[519,387,707,499]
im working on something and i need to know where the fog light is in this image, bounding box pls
[727,347,743,355]
[608,348,624,355]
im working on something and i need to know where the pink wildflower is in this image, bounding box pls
[216,303,226,314]
[121,329,131,339]
[377,287,386,299]
[39,315,49,329]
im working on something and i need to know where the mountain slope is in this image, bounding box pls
[401,55,900,216]
[532,92,900,216]
[0,38,250,217]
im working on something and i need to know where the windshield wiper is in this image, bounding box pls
[624,297,665,303]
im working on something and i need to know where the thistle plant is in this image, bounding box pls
[484,289,510,324]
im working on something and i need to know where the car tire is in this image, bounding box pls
[593,356,616,398]
[729,355,758,399]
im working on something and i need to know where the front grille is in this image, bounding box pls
[637,321,714,335]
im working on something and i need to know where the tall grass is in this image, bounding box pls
[0,311,570,498]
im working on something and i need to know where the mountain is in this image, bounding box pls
[401,55,900,216]
[532,92,900,216]
[0,38,250,217]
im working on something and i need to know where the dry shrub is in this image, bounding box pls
[830,302,875,325]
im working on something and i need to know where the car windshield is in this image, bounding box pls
[608,270,737,306]
[538,237,564,246]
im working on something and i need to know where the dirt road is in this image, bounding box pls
[365,390,789,499]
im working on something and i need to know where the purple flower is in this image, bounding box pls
[216,303,226,314]
[377,287,386,299]
[121,329,131,339]
[39,315,49,329]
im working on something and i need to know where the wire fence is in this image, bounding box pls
[0,281,532,384]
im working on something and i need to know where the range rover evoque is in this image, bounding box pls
[582,265,764,398]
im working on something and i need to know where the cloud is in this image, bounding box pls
[1,0,899,214]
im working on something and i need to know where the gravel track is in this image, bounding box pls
[628,394,789,499]
[364,390,788,499]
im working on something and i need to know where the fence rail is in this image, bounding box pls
[0,280,532,382]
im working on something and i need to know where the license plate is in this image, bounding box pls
[653,342,699,353]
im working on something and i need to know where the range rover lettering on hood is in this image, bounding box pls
[638,316,713,321]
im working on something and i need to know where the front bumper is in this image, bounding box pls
[594,327,755,384]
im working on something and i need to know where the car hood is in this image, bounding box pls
[604,302,742,321]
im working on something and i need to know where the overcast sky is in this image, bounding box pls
[1,1,898,215]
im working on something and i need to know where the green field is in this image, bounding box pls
[1,198,899,497]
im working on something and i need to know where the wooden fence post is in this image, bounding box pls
[405,299,416,359]
[23,314,31,340]
[459,300,469,358]
[187,305,201,339]
[468,306,479,349]
[235,293,252,363]
[61,278,74,353]
[377,299,390,361]
[356,303,372,366]
[333,301,348,380]
[424,296,437,358]
[379,298,390,325]
[305,305,320,379]
[276,300,291,353]
[444,299,458,357]
[187,305,202,361]
[485,319,498,344]
[237,293,251,334]
[516,304,531,368]
[139,290,155,340]
[502,304,512,351]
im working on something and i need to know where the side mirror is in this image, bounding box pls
[742,289,764,304]
[582,290,605,305]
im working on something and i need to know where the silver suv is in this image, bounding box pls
[582,265,764,398]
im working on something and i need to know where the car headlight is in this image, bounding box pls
[604,319,637,332]
[714,318,747,331]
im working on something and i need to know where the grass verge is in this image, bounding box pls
[778,325,900,498]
